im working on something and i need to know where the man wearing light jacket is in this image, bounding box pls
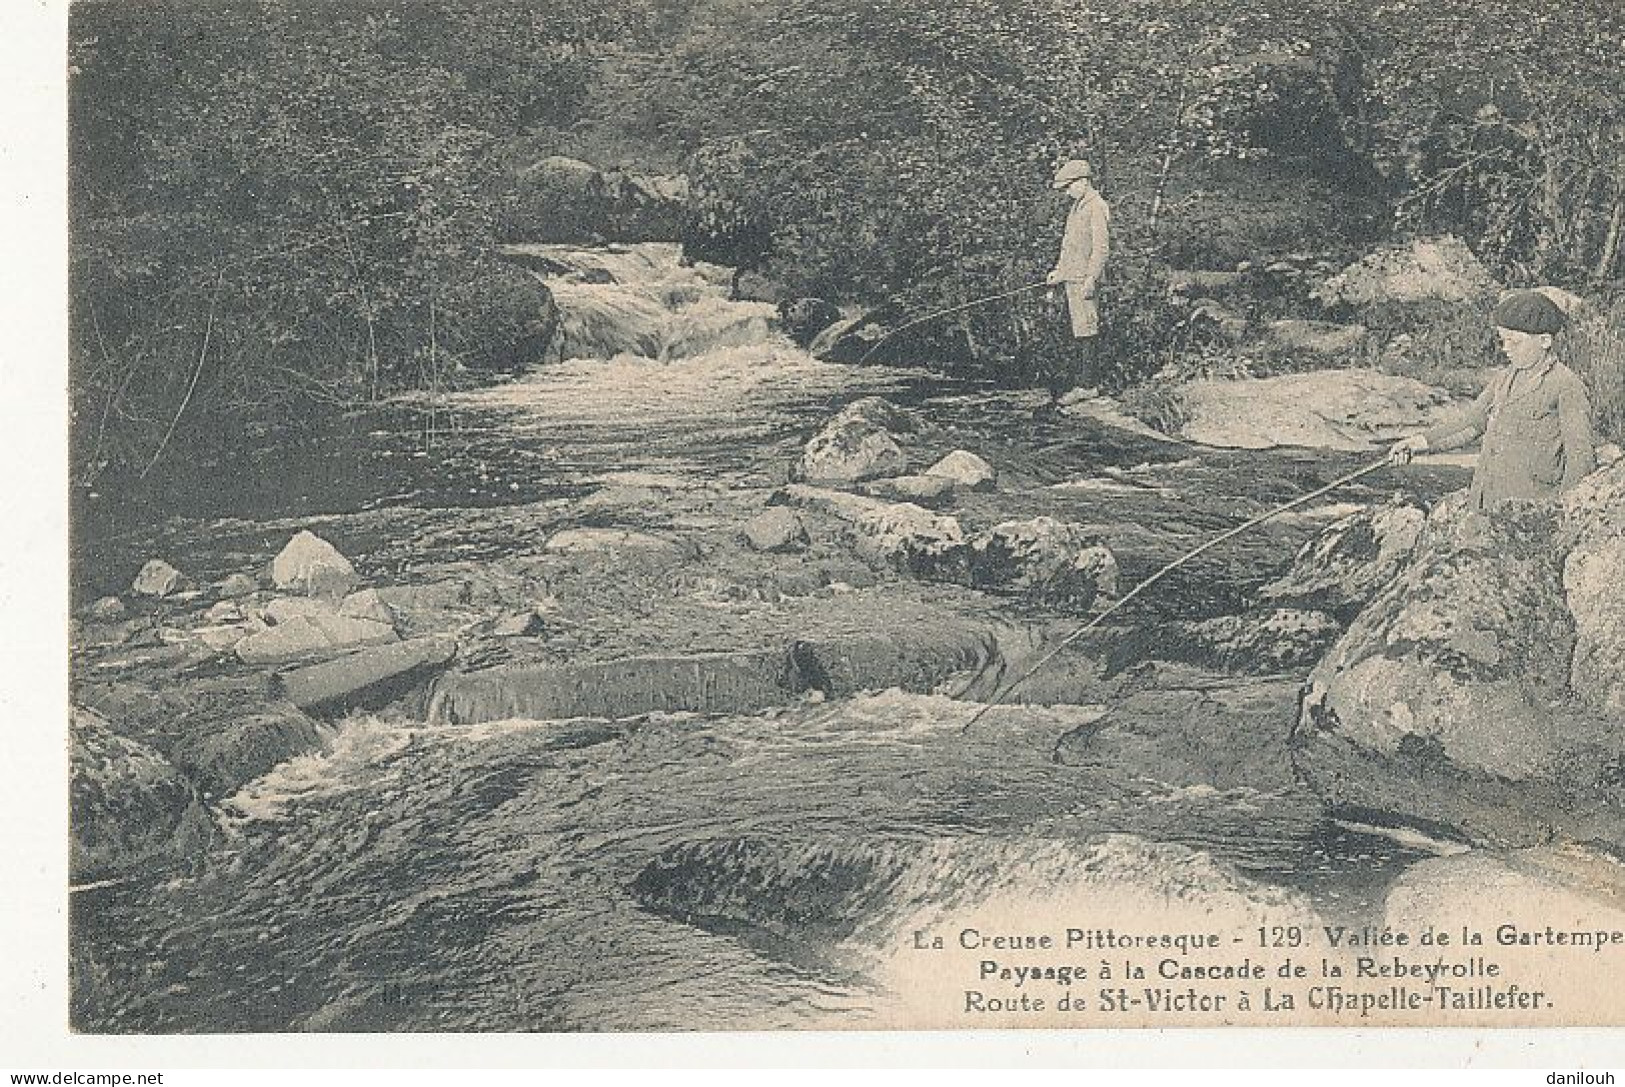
[1388,289,1596,510]
[1044,158,1111,406]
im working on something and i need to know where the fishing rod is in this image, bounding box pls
[960,456,1392,732]
[856,280,1052,364]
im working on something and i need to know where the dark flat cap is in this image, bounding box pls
[1494,289,1566,335]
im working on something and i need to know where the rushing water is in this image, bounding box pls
[73,243,1462,1032]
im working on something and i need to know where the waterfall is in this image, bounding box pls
[502,241,780,362]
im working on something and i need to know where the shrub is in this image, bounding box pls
[1565,302,1625,445]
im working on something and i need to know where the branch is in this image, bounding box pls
[141,268,226,479]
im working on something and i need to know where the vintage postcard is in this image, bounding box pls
[49,0,1625,1050]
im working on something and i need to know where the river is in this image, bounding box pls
[72,242,1466,1032]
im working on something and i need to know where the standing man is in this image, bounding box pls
[1388,289,1596,509]
[1045,158,1111,406]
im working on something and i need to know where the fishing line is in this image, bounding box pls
[856,280,1052,364]
[960,457,1392,732]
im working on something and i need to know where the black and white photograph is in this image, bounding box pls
[39,0,1625,1049]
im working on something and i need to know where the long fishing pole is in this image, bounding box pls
[960,456,1392,732]
[857,280,1052,364]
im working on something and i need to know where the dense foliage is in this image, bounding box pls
[70,0,639,482]
[70,0,1625,481]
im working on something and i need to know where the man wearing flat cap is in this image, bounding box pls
[1043,158,1111,406]
[1388,289,1596,510]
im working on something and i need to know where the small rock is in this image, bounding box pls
[87,596,126,621]
[740,508,809,552]
[168,705,325,797]
[195,625,252,653]
[204,600,243,623]
[793,420,908,484]
[777,297,842,347]
[924,450,996,491]
[132,559,184,598]
[861,474,956,507]
[76,618,149,649]
[216,573,260,599]
[486,610,547,637]
[339,588,395,626]
[735,269,782,303]
[271,530,361,599]
[778,485,967,578]
[577,484,667,513]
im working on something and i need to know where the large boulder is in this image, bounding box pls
[1557,462,1625,716]
[1313,235,1499,307]
[166,704,325,797]
[1179,369,1453,451]
[812,309,972,366]
[1110,608,1343,675]
[968,517,1119,608]
[271,530,361,599]
[1261,498,1427,617]
[791,399,912,484]
[439,263,562,374]
[1294,468,1625,847]
[1380,845,1625,1026]
[70,708,212,881]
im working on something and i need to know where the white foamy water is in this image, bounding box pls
[78,242,1453,1035]
[435,243,916,487]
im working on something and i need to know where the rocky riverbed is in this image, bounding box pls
[69,243,1624,1032]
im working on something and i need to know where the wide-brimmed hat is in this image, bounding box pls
[1493,289,1566,335]
[1051,159,1092,189]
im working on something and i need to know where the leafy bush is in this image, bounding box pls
[1362,299,1497,397]
[1565,302,1625,444]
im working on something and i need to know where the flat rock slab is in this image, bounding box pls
[276,635,459,713]
[236,612,398,666]
[423,650,792,724]
[1179,370,1452,451]
[859,474,957,507]
[544,528,690,563]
